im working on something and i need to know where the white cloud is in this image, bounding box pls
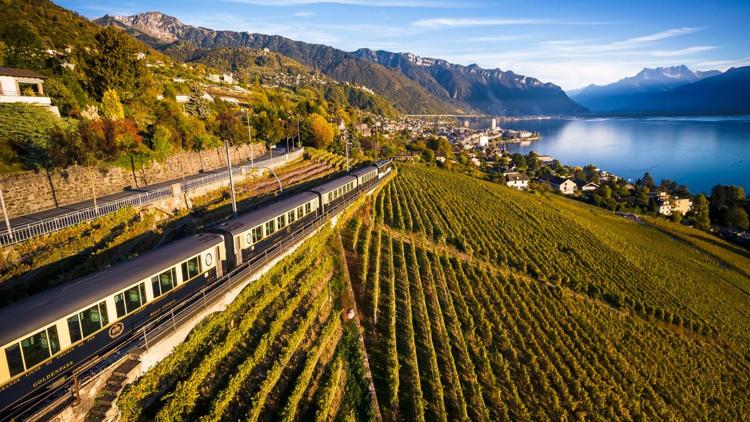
[221,0,460,7]
[412,17,554,28]
[626,27,702,43]
[647,46,716,57]
[690,56,750,70]
[543,27,704,54]
[467,35,531,42]
[293,11,316,17]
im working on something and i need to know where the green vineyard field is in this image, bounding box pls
[343,164,750,421]
[115,163,749,421]
[117,228,377,421]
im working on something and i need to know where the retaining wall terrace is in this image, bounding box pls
[0,144,267,219]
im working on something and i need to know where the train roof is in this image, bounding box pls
[212,191,319,236]
[374,159,392,168]
[309,174,358,196]
[351,165,378,177]
[0,233,223,347]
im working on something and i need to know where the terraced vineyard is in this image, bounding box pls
[118,229,377,421]
[307,148,363,170]
[343,164,750,421]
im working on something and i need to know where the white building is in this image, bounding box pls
[540,175,577,195]
[580,182,599,192]
[491,118,497,131]
[478,135,489,147]
[207,73,235,84]
[505,172,530,190]
[0,67,60,116]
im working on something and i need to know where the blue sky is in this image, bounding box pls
[57,0,750,90]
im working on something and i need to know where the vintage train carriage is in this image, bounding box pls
[309,175,358,211]
[0,233,224,415]
[211,192,320,269]
[374,159,393,178]
[351,165,379,191]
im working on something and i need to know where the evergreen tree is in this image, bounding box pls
[82,26,145,99]
[691,194,711,230]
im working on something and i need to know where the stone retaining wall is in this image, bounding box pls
[0,144,266,219]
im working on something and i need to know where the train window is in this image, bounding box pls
[80,304,104,337]
[181,256,202,281]
[297,206,304,218]
[265,220,275,235]
[252,226,263,243]
[305,202,311,214]
[4,344,24,377]
[288,210,296,223]
[277,214,286,229]
[20,330,50,370]
[115,283,146,318]
[48,326,60,355]
[124,286,142,313]
[67,315,82,343]
[151,268,176,298]
[114,294,126,318]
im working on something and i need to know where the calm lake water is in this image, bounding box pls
[496,116,750,194]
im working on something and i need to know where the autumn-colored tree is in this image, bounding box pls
[306,113,335,148]
[101,89,125,120]
[213,110,244,145]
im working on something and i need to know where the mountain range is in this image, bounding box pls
[572,65,750,115]
[95,12,585,116]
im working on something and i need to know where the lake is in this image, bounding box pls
[495,116,750,194]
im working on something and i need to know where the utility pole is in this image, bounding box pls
[345,131,349,172]
[224,139,238,216]
[338,119,349,172]
[296,118,301,149]
[246,109,254,168]
[0,186,13,242]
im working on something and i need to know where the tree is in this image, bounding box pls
[82,26,145,99]
[426,136,453,159]
[421,149,435,163]
[150,124,175,161]
[641,172,655,189]
[213,110,244,145]
[691,194,711,230]
[710,185,727,218]
[511,153,527,169]
[0,40,5,66]
[101,89,125,121]
[723,207,749,230]
[0,22,45,69]
[48,119,122,213]
[306,113,335,148]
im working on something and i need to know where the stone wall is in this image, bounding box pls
[0,144,266,219]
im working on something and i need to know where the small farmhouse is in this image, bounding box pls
[540,174,577,195]
[505,172,530,190]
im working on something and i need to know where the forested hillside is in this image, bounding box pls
[342,165,750,420]
[95,13,459,115]
[0,0,397,177]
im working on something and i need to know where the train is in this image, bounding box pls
[0,159,392,418]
